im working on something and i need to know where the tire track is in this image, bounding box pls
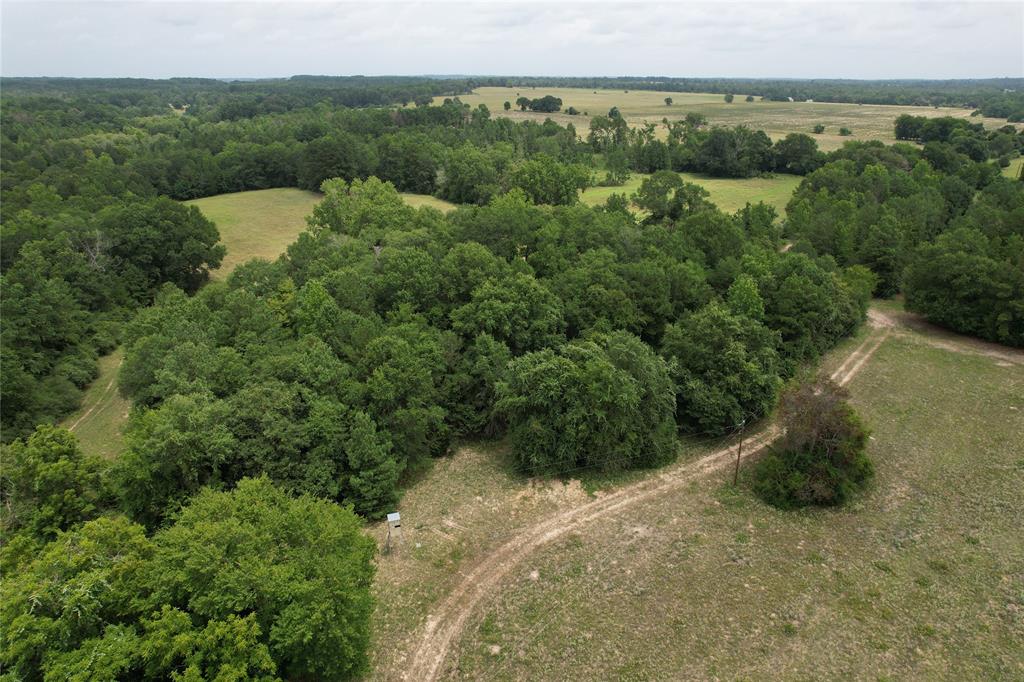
[67,358,124,432]
[402,324,890,681]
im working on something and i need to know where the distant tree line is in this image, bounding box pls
[589,111,825,178]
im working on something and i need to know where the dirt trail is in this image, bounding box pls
[868,309,1024,366]
[67,358,124,432]
[401,323,892,681]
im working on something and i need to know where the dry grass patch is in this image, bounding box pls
[448,320,1024,680]
[450,87,1015,152]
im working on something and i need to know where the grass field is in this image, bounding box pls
[366,309,1024,680]
[1004,156,1024,179]
[185,188,323,277]
[581,171,802,216]
[444,319,1024,680]
[446,87,1016,151]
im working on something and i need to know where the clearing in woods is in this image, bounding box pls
[445,86,1015,150]
[370,308,1024,681]
[58,348,131,459]
[185,188,323,277]
[580,171,803,215]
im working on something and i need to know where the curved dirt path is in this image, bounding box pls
[402,323,891,681]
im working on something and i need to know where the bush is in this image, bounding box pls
[752,376,872,508]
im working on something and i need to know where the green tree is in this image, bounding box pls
[451,272,566,355]
[497,332,676,475]
[660,303,781,433]
[0,425,104,548]
[341,410,399,519]
[632,170,685,220]
[146,478,376,680]
[1,479,377,682]
[724,93,735,103]
[664,97,673,106]
[507,154,590,205]
[772,133,823,175]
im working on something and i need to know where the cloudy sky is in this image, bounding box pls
[2,1,1022,79]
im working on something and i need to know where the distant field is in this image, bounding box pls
[447,318,1024,680]
[581,171,802,216]
[185,188,322,277]
[450,87,1015,151]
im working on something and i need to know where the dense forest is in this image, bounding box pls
[1,76,1022,679]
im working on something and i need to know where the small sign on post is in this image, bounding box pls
[385,512,402,554]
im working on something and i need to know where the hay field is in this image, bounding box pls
[446,86,1015,151]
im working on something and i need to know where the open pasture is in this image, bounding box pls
[581,171,802,216]
[449,86,1015,151]
[444,316,1024,680]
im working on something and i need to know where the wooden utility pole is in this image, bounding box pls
[733,420,746,486]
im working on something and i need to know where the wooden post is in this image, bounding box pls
[733,421,745,486]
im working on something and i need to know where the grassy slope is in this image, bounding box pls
[185,188,323,277]
[448,319,1024,680]
[449,87,1016,152]
[58,348,130,459]
[400,193,458,212]
[581,171,801,215]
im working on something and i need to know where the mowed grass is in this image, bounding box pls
[452,86,1016,151]
[59,348,130,459]
[450,321,1024,679]
[1004,156,1023,179]
[185,188,323,277]
[580,171,802,216]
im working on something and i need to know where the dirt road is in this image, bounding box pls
[402,321,892,681]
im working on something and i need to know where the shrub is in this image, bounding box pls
[752,376,872,508]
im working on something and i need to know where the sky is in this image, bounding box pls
[2,1,1022,80]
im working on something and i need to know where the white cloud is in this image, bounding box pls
[1,1,1021,78]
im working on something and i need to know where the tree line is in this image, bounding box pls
[785,135,1024,346]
